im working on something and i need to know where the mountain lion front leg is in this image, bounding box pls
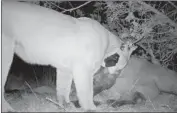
[56,69,73,108]
[2,34,15,112]
[72,63,96,111]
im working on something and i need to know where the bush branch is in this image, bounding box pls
[61,1,92,13]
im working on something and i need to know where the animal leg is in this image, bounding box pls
[135,83,159,101]
[72,64,96,111]
[2,34,15,112]
[56,69,73,108]
[108,91,146,107]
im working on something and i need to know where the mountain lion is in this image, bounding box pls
[2,1,136,111]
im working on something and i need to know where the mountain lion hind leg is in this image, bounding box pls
[2,34,15,112]
[56,69,74,109]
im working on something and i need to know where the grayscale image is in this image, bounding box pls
[1,0,177,112]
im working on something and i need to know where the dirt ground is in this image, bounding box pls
[5,86,177,112]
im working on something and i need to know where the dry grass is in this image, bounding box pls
[5,85,177,112]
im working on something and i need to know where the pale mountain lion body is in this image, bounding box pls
[2,1,136,111]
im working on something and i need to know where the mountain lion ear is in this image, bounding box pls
[104,53,119,67]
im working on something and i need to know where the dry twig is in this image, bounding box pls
[25,81,39,100]
[45,97,66,111]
